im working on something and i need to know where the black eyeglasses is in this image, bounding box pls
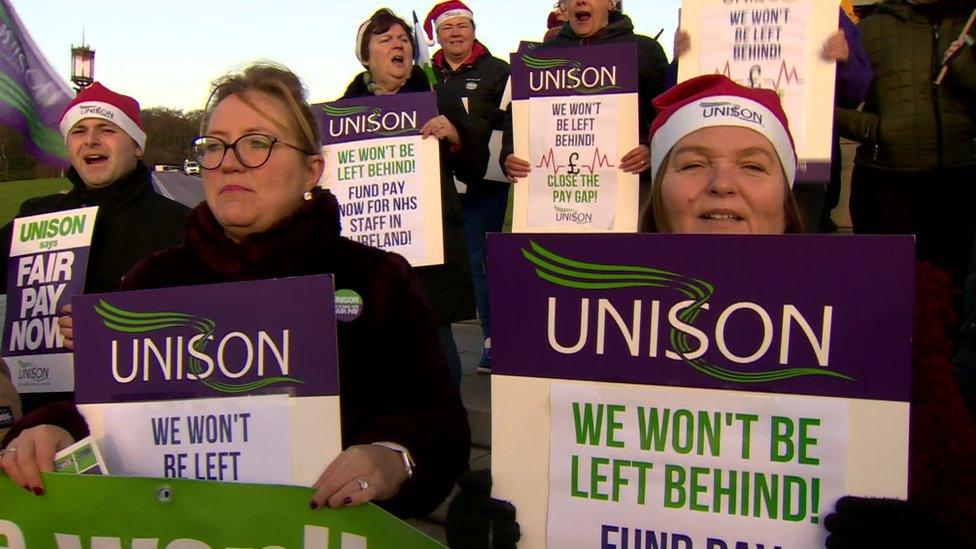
[191,133,313,170]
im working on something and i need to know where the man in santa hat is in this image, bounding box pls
[425,0,510,373]
[0,82,189,412]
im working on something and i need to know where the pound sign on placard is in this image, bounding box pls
[567,152,581,175]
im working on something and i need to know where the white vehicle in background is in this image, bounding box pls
[183,159,201,176]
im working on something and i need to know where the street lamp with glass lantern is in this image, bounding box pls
[70,44,95,92]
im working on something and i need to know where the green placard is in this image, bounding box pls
[0,474,445,548]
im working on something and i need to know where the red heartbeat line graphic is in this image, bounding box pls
[582,148,615,173]
[535,148,617,175]
[715,60,805,91]
[768,60,804,89]
[718,61,734,78]
[535,148,567,174]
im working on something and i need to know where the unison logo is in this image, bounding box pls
[78,105,115,120]
[16,360,48,384]
[700,101,764,126]
[18,212,87,242]
[323,104,418,138]
[523,55,619,95]
[554,206,594,225]
[522,241,852,384]
[95,300,301,394]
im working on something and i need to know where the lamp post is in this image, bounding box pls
[70,44,95,92]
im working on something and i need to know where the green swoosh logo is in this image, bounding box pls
[322,104,380,117]
[521,55,580,70]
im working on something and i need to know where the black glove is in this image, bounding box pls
[445,469,521,549]
[824,496,966,548]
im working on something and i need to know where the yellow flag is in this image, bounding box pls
[840,0,859,24]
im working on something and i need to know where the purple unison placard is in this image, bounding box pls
[72,275,339,404]
[488,234,915,402]
[316,91,439,146]
[3,248,89,358]
[511,42,639,101]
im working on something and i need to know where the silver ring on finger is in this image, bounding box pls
[356,478,369,491]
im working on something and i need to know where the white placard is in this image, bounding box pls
[547,383,848,547]
[699,3,813,153]
[321,135,443,266]
[81,395,305,485]
[526,96,621,230]
[679,0,837,164]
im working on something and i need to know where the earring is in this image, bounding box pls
[303,191,313,201]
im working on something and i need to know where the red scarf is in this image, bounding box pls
[432,40,488,72]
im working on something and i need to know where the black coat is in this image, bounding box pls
[433,41,511,192]
[121,188,471,518]
[0,162,189,295]
[342,67,479,325]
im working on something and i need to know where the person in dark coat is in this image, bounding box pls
[501,0,669,202]
[342,8,482,387]
[836,0,976,283]
[425,0,510,372]
[1,63,471,520]
[0,82,189,415]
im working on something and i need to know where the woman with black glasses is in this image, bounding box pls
[2,62,471,520]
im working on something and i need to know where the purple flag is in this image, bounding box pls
[0,0,72,167]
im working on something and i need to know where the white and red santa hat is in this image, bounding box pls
[59,82,146,150]
[649,74,797,187]
[424,0,474,43]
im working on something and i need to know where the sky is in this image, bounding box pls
[11,0,680,111]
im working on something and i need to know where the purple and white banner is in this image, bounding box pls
[488,234,913,549]
[3,206,97,393]
[510,44,640,232]
[72,275,342,485]
[316,92,444,266]
[510,43,639,101]
[0,0,72,167]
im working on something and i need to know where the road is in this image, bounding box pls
[151,171,205,208]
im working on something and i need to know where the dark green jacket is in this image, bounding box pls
[836,0,976,170]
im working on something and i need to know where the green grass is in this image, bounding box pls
[503,187,513,232]
[0,178,71,226]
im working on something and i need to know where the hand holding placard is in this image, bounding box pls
[57,303,72,350]
[0,424,74,494]
[310,444,409,510]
